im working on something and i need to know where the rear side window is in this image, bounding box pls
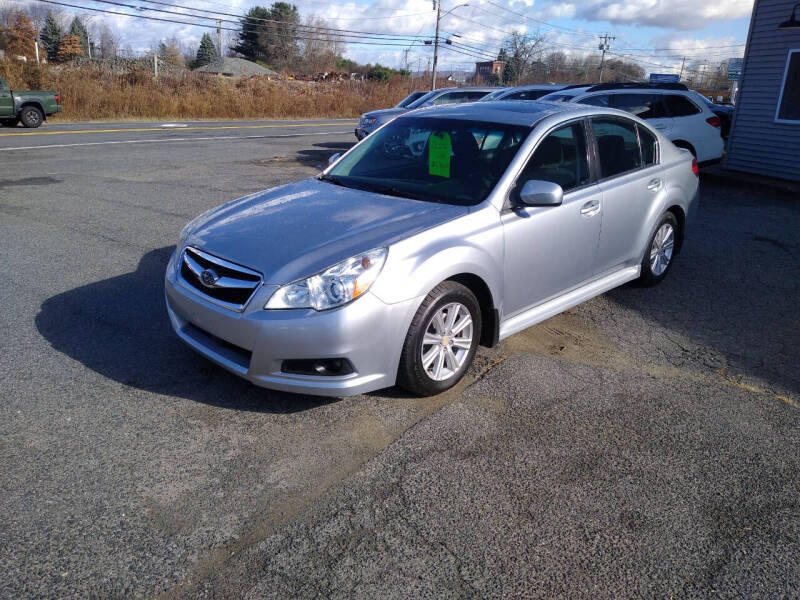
[638,125,658,166]
[611,94,666,118]
[518,122,590,192]
[664,94,701,117]
[578,94,611,107]
[591,118,643,178]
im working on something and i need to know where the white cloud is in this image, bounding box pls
[579,0,754,30]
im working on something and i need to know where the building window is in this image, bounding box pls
[776,49,800,123]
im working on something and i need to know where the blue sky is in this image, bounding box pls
[26,0,754,74]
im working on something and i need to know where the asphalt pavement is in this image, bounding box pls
[1,119,798,599]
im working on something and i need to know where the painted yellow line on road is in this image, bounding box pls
[0,121,357,137]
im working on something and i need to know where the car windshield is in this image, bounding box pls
[324,116,531,206]
[396,91,425,108]
[406,91,443,109]
[480,89,508,101]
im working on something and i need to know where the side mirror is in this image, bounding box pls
[519,180,563,206]
[328,152,342,165]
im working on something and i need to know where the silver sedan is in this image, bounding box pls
[166,101,699,396]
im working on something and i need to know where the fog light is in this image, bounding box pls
[281,358,355,376]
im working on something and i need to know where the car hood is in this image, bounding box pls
[184,178,468,284]
[363,107,408,122]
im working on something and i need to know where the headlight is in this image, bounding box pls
[361,117,377,126]
[266,248,387,311]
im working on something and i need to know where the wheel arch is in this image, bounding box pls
[671,139,696,157]
[19,100,46,120]
[446,273,499,347]
[665,204,686,253]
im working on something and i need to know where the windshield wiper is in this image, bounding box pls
[367,184,426,201]
[318,173,347,187]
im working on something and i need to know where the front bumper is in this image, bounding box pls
[164,250,420,397]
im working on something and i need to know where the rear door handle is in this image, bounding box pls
[580,200,600,216]
[654,124,667,130]
[647,178,662,191]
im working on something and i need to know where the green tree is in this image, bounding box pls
[232,3,299,69]
[39,13,63,62]
[158,41,183,67]
[68,16,89,57]
[195,32,217,67]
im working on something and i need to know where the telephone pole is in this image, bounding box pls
[597,33,615,83]
[216,20,223,57]
[430,0,442,90]
[679,56,686,80]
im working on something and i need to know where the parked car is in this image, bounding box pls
[355,86,498,140]
[481,84,569,101]
[395,90,427,108]
[689,90,734,137]
[167,101,698,397]
[540,82,725,165]
[0,76,61,128]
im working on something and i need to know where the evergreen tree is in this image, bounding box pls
[40,12,63,62]
[195,32,217,67]
[157,41,183,67]
[498,48,511,85]
[68,16,89,57]
[232,3,298,68]
[56,33,83,61]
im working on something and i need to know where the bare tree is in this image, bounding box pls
[299,15,343,74]
[503,30,546,84]
[95,20,119,58]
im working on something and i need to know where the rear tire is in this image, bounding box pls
[20,106,44,128]
[397,281,481,396]
[639,212,679,286]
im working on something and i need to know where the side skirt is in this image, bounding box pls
[498,265,641,340]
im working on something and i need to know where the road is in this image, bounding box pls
[1,119,798,599]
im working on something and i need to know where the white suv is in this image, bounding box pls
[540,83,724,165]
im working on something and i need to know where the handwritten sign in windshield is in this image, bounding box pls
[428,131,452,178]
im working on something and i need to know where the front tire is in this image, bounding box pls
[639,212,678,286]
[20,106,44,128]
[397,281,481,396]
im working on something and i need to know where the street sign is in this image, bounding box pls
[649,73,680,83]
[727,57,743,81]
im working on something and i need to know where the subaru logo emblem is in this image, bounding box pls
[200,268,220,287]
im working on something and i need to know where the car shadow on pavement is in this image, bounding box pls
[35,247,336,413]
[606,180,800,395]
[295,141,356,169]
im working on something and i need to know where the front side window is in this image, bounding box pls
[664,94,702,117]
[433,92,464,105]
[776,50,800,122]
[611,93,667,118]
[463,91,491,101]
[591,118,643,178]
[517,122,590,192]
[326,117,530,206]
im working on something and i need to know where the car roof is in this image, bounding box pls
[401,99,634,127]
[502,84,568,91]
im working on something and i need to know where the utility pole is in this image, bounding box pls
[216,20,223,57]
[153,53,158,78]
[431,0,441,90]
[597,33,615,83]
[679,56,686,80]
[402,48,410,74]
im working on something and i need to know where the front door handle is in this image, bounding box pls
[647,178,662,192]
[580,200,600,216]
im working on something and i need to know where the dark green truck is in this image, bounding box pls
[0,76,61,128]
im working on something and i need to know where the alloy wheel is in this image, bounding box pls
[650,223,675,276]
[420,302,473,382]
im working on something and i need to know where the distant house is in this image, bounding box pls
[724,0,800,181]
[195,57,278,78]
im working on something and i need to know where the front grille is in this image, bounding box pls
[179,246,262,311]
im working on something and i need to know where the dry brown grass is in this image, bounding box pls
[0,60,417,121]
